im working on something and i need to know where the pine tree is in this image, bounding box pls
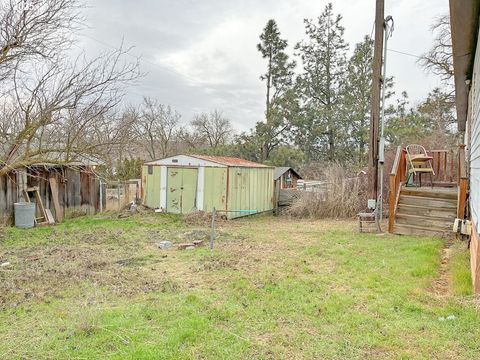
[257,19,296,160]
[343,36,374,166]
[294,3,348,162]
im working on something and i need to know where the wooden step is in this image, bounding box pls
[396,204,456,218]
[393,223,450,237]
[400,187,457,200]
[398,195,457,209]
[395,213,454,229]
[431,181,457,188]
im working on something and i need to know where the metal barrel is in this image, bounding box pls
[14,202,36,229]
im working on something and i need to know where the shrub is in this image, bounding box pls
[286,163,366,218]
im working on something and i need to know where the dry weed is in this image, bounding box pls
[287,163,366,218]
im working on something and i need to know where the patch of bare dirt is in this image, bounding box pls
[430,238,454,298]
[0,241,177,309]
[183,210,228,226]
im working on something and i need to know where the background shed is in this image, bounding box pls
[142,154,274,219]
[274,167,302,189]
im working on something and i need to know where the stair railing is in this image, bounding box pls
[427,149,454,183]
[457,144,468,219]
[388,146,406,233]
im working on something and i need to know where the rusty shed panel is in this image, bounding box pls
[226,167,274,219]
[203,167,227,212]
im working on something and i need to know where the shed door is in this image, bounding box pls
[166,168,198,214]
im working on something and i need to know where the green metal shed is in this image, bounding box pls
[142,154,274,219]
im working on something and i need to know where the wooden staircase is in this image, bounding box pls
[393,187,457,236]
[388,145,468,237]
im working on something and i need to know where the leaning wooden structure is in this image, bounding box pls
[0,163,102,224]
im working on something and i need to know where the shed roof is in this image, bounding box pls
[274,167,302,180]
[190,154,270,168]
[144,154,272,168]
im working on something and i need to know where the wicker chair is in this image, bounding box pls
[405,144,435,187]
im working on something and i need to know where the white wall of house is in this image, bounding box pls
[469,25,480,229]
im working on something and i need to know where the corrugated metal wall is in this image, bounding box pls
[142,165,161,208]
[142,164,274,218]
[226,167,274,219]
[203,167,227,212]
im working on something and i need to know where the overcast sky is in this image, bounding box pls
[78,0,449,131]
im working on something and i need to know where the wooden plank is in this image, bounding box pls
[33,187,47,221]
[22,188,31,202]
[388,175,396,233]
[395,213,453,229]
[401,188,457,200]
[457,178,468,219]
[399,195,457,208]
[49,177,63,222]
[23,187,48,225]
[397,203,456,218]
[393,223,447,237]
[45,209,55,224]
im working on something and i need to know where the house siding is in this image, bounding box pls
[470,23,480,230]
[468,21,480,295]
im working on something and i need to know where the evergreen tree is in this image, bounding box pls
[257,19,296,160]
[294,3,348,162]
[343,36,393,166]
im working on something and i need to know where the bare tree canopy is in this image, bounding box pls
[0,0,81,81]
[135,97,181,160]
[418,14,453,85]
[190,110,232,149]
[0,48,140,175]
[0,1,140,175]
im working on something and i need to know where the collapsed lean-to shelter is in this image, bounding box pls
[0,163,102,224]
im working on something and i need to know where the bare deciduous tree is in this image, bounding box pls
[0,0,81,81]
[418,15,453,85]
[0,47,140,175]
[135,97,181,160]
[190,110,232,149]
[0,0,141,175]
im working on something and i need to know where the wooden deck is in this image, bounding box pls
[388,145,467,236]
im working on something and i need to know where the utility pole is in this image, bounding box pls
[368,0,384,203]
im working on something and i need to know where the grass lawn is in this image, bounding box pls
[0,212,479,359]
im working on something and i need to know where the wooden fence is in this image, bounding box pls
[104,179,141,211]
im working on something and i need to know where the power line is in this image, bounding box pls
[387,48,422,59]
[77,32,217,89]
[75,32,222,115]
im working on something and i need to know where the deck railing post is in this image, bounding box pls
[388,146,404,233]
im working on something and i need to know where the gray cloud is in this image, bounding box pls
[77,0,449,131]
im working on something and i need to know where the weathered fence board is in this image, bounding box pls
[0,165,100,223]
